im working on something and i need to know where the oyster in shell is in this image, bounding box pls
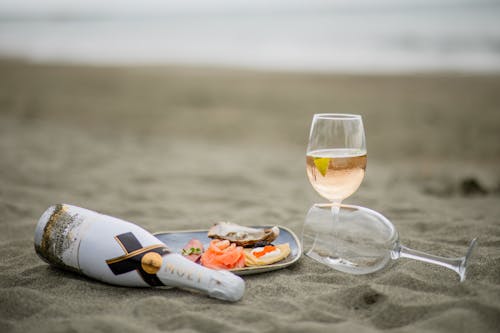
[208,222,280,247]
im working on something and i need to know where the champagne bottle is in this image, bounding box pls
[34,204,245,302]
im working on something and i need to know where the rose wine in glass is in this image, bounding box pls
[306,149,367,204]
[306,114,367,215]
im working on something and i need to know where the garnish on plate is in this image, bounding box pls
[182,247,202,256]
[253,245,277,258]
[181,239,204,263]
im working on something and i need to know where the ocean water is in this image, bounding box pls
[1,0,499,72]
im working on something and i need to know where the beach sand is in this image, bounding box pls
[0,60,499,332]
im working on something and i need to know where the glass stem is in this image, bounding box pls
[391,238,477,282]
[324,200,342,258]
[330,200,341,223]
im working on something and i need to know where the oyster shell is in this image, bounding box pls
[208,222,280,247]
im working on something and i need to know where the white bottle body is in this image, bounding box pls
[34,204,244,301]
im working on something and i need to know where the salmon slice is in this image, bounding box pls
[201,239,245,270]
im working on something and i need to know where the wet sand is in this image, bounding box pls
[1,60,500,332]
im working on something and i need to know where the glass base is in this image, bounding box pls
[305,247,388,275]
[306,248,358,268]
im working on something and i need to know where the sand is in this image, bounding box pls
[0,60,499,333]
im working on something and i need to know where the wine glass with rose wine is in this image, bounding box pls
[306,114,367,216]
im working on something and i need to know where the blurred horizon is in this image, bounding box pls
[1,0,500,72]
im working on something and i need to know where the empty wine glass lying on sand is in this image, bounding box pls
[302,203,477,281]
[306,114,367,217]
